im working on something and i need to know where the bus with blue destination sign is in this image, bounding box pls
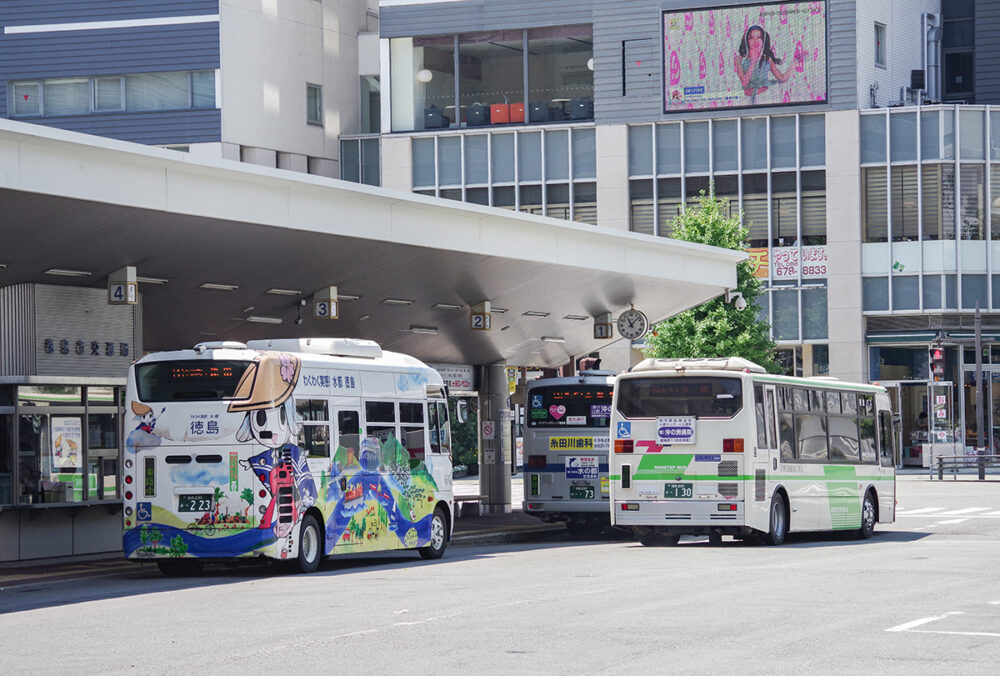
[610,357,897,546]
[122,338,454,575]
[522,371,616,536]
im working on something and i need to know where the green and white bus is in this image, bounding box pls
[609,358,897,546]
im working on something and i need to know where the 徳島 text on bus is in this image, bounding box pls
[122,338,453,574]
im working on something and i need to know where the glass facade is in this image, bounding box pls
[860,106,1000,313]
[410,126,597,224]
[9,71,216,116]
[627,113,828,344]
[390,26,593,132]
[0,385,122,506]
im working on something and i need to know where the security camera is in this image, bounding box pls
[294,317,304,326]
[725,290,747,311]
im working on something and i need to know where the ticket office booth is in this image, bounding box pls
[0,380,125,562]
[880,380,958,468]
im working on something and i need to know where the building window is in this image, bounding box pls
[307,84,323,125]
[9,71,215,117]
[389,25,593,133]
[6,385,121,506]
[361,75,380,134]
[874,23,886,69]
[339,137,380,186]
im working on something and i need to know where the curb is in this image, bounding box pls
[452,524,565,545]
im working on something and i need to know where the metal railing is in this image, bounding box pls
[932,454,1000,480]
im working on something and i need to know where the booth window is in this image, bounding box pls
[4,385,122,506]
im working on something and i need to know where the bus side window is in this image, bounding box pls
[296,398,330,458]
[436,402,451,456]
[337,410,361,461]
[878,410,894,467]
[754,385,767,448]
[400,402,426,461]
[428,403,440,453]
[764,388,777,449]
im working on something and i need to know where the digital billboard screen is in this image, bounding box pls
[663,1,827,112]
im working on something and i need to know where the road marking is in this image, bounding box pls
[897,507,946,515]
[934,519,970,525]
[902,629,1000,638]
[939,507,992,515]
[886,611,963,632]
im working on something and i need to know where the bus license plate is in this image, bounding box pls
[177,494,214,512]
[663,483,693,499]
[570,486,595,500]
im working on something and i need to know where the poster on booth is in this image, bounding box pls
[51,416,83,469]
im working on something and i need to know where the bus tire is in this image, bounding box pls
[857,490,877,540]
[157,559,204,577]
[639,532,680,547]
[419,507,448,560]
[294,514,323,574]
[762,494,787,546]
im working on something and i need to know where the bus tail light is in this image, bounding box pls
[621,503,640,511]
[615,439,634,454]
[528,455,546,468]
[723,438,744,453]
[621,464,631,489]
[717,503,737,511]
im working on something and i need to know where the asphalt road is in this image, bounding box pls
[2,476,999,675]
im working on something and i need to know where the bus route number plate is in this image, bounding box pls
[178,494,214,512]
[663,483,693,499]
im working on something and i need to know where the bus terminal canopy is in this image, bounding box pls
[0,120,743,367]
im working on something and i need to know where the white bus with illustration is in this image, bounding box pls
[610,358,897,546]
[522,371,615,536]
[122,338,453,575]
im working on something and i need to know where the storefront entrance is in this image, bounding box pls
[961,369,1000,454]
[881,381,957,468]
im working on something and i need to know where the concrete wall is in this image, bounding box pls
[218,0,376,169]
[824,108,865,383]
[0,506,122,563]
[855,0,939,109]
[595,124,628,231]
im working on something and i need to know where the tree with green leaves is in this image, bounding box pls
[644,189,781,373]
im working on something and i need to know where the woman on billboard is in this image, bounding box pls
[733,25,804,103]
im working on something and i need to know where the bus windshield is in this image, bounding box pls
[135,360,252,401]
[528,385,612,427]
[616,377,743,418]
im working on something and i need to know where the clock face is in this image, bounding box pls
[617,309,648,340]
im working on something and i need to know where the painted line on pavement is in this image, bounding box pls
[886,611,963,632]
[938,507,992,515]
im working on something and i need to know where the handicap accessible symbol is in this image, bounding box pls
[136,502,152,522]
[617,421,631,438]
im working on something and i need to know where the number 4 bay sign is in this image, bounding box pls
[108,266,137,305]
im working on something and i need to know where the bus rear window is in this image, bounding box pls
[616,377,743,419]
[528,385,612,427]
[135,360,252,402]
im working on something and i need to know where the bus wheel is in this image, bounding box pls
[156,559,204,577]
[639,532,680,547]
[761,494,787,546]
[419,507,448,560]
[294,514,323,574]
[857,491,877,540]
